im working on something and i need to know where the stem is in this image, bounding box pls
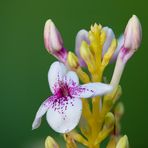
[110,56,125,88]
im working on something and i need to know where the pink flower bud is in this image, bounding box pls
[44,19,63,52]
[119,15,142,63]
[44,19,67,63]
[124,15,142,50]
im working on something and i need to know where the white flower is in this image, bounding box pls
[32,61,112,133]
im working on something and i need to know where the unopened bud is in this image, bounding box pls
[114,102,124,118]
[44,19,63,52]
[104,112,115,128]
[116,135,129,148]
[45,136,59,148]
[44,19,67,63]
[120,15,142,63]
[67,52,79,69]
[124,15,142,51]
[80,41,92,61]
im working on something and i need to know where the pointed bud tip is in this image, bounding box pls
[104,112,115,128]
[45,136,59,148]
[44,19,63,53]
[67,52,79,69]
[124,14,142,51]
[114,102,124,117]
[116,135,129,148]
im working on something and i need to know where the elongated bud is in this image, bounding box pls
[114,102,124,119]
[67,52,79,69]
[45,136,59,148]
[124,15,142,51]
[44,19,63,52]
[104,112,115,128]
[44,19,67,63]
[120,15,142,63]
[110,15,142,88]
[116,135,129,148]
[80,41,92,61]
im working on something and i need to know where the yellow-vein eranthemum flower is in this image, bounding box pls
[32,14,142,148]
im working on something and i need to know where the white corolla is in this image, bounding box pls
[32,61,112,133]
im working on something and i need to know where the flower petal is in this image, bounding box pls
[75,83,113,98]
[48,61,68,94]
[32,97,51,130]
[102,27,115,56]
[111,35,124,62]
[64,71,79,87]
[75,29,89,66]
[46,97,82,133]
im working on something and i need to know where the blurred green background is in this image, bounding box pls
[0,0,147,147]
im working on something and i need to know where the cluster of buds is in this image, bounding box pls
[32,15,142,148]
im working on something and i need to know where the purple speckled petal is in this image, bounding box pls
[64,71,79,87]
[48,61,68,94]
[32,96,53,130]
[75,29,90,67]
[74,82,113,98]
[46,97,82,133]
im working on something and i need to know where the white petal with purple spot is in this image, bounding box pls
[46,97,82,133]
[48,61,67,94]
[64,71,79,87]
[76,83,113,98]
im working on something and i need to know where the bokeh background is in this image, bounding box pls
[0,0,147,147]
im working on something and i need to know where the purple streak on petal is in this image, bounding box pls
[119,46,134,64]
[48,73,79,115]
[53,47,68,63]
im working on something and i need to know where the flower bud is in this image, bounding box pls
[67,52,79,69]
[104,112,115,128]
[124,15,142,51]
[119,15,142,63]
[114,102,124,119]
[116,135,129,148]
[45,136,59,148]
[80,41,92,61]
[44,19,63,52]
[44,19,67,63]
